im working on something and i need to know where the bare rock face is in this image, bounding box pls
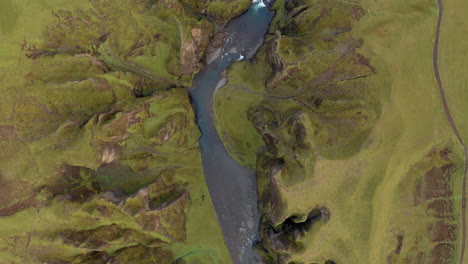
[205,32,228,64]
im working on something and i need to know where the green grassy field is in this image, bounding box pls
[1,0,466,263]
[213,0,467,263]
[0,0,256,263]
[437,0,468,262]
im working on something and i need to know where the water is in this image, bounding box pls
[189,1,274,263]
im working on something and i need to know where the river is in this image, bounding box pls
[189,1,275,263]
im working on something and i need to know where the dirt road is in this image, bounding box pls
[432,0,467,263]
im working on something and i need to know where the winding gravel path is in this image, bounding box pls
[432,0,467,263]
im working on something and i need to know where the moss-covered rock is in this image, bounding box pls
[0,0,238,263]
[212,0,383,262]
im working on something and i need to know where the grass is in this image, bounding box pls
[0,0,245,263]
[2,0,466,262]
[213,59,270,169]
[275,0,465,262]
[178,0,251,23]
[212,0,467,263]
[436,0,468,262]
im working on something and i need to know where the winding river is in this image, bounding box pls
[189,1,274,263]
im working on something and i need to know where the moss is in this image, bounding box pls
[206,0,251,22]
[209,0,461,263]
[0,0,230,262]
[178,0,251,24]
[108,245,174,264]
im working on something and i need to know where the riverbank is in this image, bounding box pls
[189,1,275,263]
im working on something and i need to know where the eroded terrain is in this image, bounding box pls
[213,0,467,263]
[1,0,467,263]
[0,0,252,263]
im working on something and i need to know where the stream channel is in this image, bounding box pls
[189,0,275,263]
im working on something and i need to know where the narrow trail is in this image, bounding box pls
[432,0,467,263]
